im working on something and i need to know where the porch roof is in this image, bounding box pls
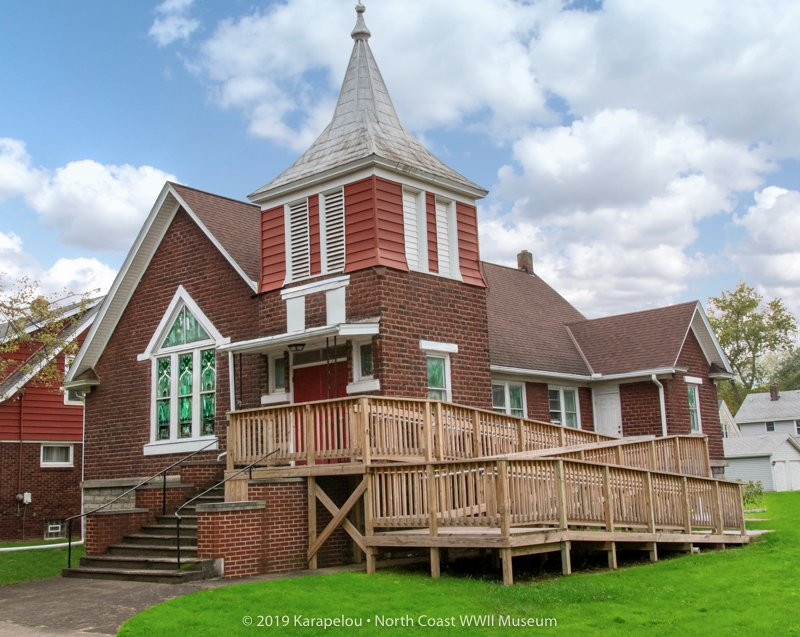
[218,320,380,355]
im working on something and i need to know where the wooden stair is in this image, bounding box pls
[62,487,223,583]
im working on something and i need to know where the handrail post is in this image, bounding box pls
[497,459,510,537]
[162,473,167,515]
[360,397,371,465]
[674,437,682,473]
[423,401,433,462]
[434,402,444,460]
[704,437,712,477]
[176,516,181,569]
[712,480,724,535]
[516,420,524,453]
[427,464,439,536]
[227,415,236,471]
[305,404,315,466]
[649,440,658,471]
[738,483,747,537]
[555,460,568,530]
[602,465,614,532]
[681,476,692,533]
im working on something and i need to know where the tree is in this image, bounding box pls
[773,348,800,391]
[0,276,93,387]
[707,282,797,409]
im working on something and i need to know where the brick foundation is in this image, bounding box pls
[196,501,268,578]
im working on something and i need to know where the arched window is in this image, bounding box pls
[138,286,228,455]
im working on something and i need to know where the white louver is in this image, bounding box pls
[403,188,420,270]
[288,199,310,280]
[435,198,451,277]
[322,189,346,273]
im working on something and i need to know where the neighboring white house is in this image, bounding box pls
[719,400,740,438]
[723,435,800,491]
[734,386,800,437]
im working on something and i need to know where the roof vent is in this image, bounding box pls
[517,250,534,274]
[770,383,779,401]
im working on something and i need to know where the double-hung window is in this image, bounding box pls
[766,421,775,433]
[492,381,525,418]
[426,355,450,401]
[687,383,702,432]
[549,387,579,428]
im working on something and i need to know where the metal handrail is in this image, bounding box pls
[174,448,279,568]
[65,438,218,568]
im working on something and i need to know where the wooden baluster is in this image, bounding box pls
[360,397,371,465]
[703,437,712,477]
[649,440,657,470]
[435,402,444,460]
[644,471,656,533]
[305,404,315,466]
[472,411,481,459]
[674,437,682,473]
[364,471,376,574]
[497,459,511,537]
[681,476,692,534]
[602,465,614,532]
[712,480,724,535]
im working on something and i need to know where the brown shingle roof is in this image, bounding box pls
[483,262,590,375]
[566,301,697,375]
[170,183,261,282]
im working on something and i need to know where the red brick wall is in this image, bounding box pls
[0,441,82,541]
[196,505,268,578]
[525,382,550,422]
[251,481,308,574]
[84,208,262,481]
[85,510,150,555]
[619,382,662,438]
[579,387,594,431]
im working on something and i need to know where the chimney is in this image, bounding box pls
[517,250,534,274]
[770,383,779,401]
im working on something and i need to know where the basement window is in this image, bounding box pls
[766,421,775,433]
[43,520,66,540]
[41,444,73,468]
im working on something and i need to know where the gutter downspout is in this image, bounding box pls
[651,374,668,437]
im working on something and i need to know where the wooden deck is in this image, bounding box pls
[224,397,747,584]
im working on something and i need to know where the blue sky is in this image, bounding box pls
[2,0,799,321]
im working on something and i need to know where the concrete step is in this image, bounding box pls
[107,543,198,558]
[156,514,197,524]
[124,533,197,547]
[62,565,207,584]
[138,523,197,536]
[80,555,203,571]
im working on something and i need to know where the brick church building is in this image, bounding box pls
[64,3,735,580]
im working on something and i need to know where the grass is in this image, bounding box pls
[0,537,79,549]
[0,541,84,585]
[116,492,796,636]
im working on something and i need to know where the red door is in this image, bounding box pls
[293,362,348,402]
[293,362,349,463]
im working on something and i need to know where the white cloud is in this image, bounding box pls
[149,0,200,47]
[0,138,175,251]
[531,0,800,155]
[0,231,116,298]
[731,186,800,317]
[490,109,769,315]
[192,0,551,151]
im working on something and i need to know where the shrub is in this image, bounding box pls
[739,480,765,509]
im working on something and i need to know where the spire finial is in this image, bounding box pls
[351,1,371,40]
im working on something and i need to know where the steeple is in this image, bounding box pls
[250,2,486,202]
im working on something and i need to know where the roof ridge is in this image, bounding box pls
[169,181,258,208]
[566,299,698,326]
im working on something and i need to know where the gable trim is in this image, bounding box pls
[673,302,733,374]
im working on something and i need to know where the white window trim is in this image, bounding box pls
[141,290,222,454]
[40,443,74,468]
[548,386,581,429]
[684,375,703,385]
[419,340,458,354]
[688,383,703,433]
[492,380,527,418]
[63,355,83,406]
[347,338,381,394]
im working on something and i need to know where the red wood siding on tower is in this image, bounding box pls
[426,192,438,273]
[374,177,408,271]
[308,194,321,276]
[456,201,485,287]
[260,205,286,292]
[344,178,380,272]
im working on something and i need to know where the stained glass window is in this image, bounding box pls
[178,354,193,438]
[200,349,215,436]
[161,307,210,349]
[156,357,171,440]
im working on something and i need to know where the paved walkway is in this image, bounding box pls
[0,564,365,636]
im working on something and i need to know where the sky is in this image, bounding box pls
[1,0,799,320]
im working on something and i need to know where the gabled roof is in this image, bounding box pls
[0,302,100,402]
[735,389,800,424]
[249,4,486,202]
[484,262,589,376]
[566,302,698,375]
[66,182,260,384]
[723,434,800,459]
[485,263,733,380]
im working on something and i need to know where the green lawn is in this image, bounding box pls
[118,492,797,636]
[0,542,84,585]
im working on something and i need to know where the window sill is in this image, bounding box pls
[346,378,381,394]
[143,436,218,456]
[40,464,74,469]
[261,392,291,405]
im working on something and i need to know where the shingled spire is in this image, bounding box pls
[249,2,486,202]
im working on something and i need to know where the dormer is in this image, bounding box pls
[250,2,488,293]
